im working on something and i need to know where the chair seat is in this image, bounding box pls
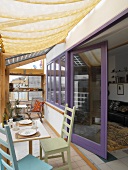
[18,154,52,170]
[40,104,76,169]
[40,137,68,153]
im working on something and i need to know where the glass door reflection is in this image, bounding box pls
[73,48,101,144]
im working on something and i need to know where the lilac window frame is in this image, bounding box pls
[69,41,108,159]
[46,52,67,109]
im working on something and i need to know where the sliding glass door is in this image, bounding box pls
[70,42,108,159]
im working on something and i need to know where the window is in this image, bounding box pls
[47,54,66,108]
[9,75,42,101]
[55,59,59,104]
[60,56,66,105]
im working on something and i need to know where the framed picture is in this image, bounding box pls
[117,84,124,95]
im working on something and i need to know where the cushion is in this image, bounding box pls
[32,100,43,112]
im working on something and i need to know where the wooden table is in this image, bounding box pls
[10,119,51,154]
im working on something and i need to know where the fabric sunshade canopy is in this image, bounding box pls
[0,0,101,55]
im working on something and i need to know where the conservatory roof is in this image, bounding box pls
[0,0,101,55]
[5,46,53,66]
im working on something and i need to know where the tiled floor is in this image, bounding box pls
[14,118,92,170]
[75,143,128,170]
[14,118,128,170]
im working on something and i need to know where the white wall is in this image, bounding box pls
[108,55,128,82]
[109,84,128,102]
[46,43,66,64]
[45,0,128,132]
[116,53,128,78]
[66,0,128,49]
[44,104,64,135]
[108,55,115,82]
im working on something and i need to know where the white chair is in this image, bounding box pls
[40,104,76,170]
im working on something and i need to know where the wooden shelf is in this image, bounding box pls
[10,88,43,92]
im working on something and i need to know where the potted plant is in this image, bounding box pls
[6,101,14,118]
[6,100,24,121]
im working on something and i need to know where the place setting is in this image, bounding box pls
[12,119,41,139]
[19,119,32,127]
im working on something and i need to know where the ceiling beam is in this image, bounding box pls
[108,41,128,51]
[2,53,15,59]
[7,54,46,69]
[10,68,44,76]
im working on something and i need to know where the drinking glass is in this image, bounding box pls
[13,121,19,131]
[32,120,37,129]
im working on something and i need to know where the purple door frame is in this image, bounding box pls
[70,41,108,159]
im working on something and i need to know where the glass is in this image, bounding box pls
[51,63,54,101]
[60,56,66,106]
[55,60,59,104]
[32,120,37,129]
[12,121,19,131]
[73,48,101,144]
[29,91,42,100]
[46,55,66,107]
[8,118,13,128]
[47,65,51,100]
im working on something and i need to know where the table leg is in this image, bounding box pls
[29,141,32,154]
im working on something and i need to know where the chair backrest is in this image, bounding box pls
[31,97,44,108]
[31,97,44,113]
[0,126,19,170]
[61,104,76,146]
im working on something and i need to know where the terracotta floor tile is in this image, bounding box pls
[14,118,94,170]
[79,165,92,170]
[72,155,82,162]
[76,159,87,167]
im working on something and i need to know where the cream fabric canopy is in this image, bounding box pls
[0,0,101,54]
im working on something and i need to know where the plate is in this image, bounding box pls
[18,128,37,136]
[19,120,32,125]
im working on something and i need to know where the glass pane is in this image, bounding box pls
[60,56,65,106]
[51,63,54,101]
[73,48,101,144]
[29,92,42,100]
[19,92,28,101]
[55,60,59,104]
[47,65,51,100]
[10,92,18,101]
[28,76,41,88]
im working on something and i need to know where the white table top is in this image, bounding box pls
[16,105,27,108]
[0,120,50,143]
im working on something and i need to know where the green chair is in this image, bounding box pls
[0,125,53,170]
[40,104,76,170]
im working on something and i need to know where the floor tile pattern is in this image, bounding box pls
[14,119,93,169]
[76,145,128,170]
[14,118,128,170]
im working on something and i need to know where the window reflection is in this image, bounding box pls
[73,48,101,144]
[61,56,66,106]
[55,60,59,104]
[47,55,66,107]
[51,63,54,101]
[47,65,51,101]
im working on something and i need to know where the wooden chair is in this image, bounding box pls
[26,97,44,122]
[0,125,53,170]
[40,104,76,170]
